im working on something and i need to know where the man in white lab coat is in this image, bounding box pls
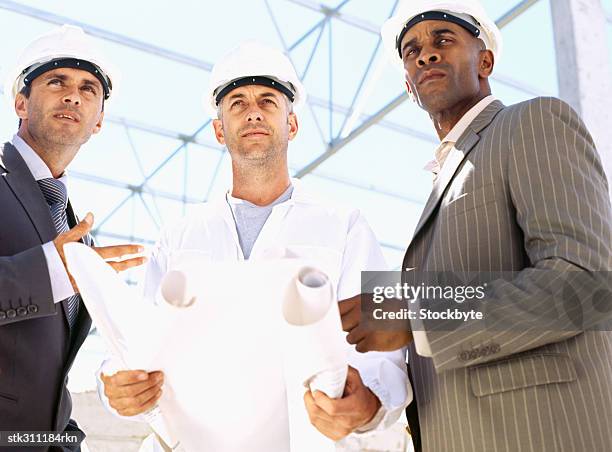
[98,41,410,445]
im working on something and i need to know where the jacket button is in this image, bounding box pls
[0,311,6,320]
[6,309,16,318]
[28,304,38,314]
[17,307,27,316]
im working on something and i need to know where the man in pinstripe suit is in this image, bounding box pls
[340,1,612,451]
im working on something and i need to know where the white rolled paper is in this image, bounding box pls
[63,243,180,450]
[282,267,349,399]
[159,270,197,308]
[65,246,337,451]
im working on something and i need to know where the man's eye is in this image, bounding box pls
[231,100,244,108]
[48,79,62,86]
[404,48,417,59]
[263,99,276,105]
[82,86,97,94]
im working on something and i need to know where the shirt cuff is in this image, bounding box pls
[349,350,412,433]
[42,241,75,303]
[413,330,433,357]
[354,404,386,433]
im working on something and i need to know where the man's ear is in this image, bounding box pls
[287,112,299,141]
[14,93,28,121]
[478,49,494,79]
[405,80,417,103]
[213,118,225,145]
[92,110,104,135]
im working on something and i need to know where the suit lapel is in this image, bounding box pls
[410,101,506,243]
[1,143,92,332]
[0,142,57,243]
[1,143,74,329]
[64,309,92,375]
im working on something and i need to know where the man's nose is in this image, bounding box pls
[62,87,81,106]
[246,108,263,122]
[417,48,441,68]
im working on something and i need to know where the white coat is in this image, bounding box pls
[98,178,411,447]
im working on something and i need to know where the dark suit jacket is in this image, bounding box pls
[0,142,92,452]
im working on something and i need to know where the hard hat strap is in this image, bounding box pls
[22,57,112,99]
[215,76,295,107]
[396,11,481,58]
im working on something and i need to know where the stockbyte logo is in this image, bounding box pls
[361,270,612,332]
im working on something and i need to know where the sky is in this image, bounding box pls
[0,0,610,390]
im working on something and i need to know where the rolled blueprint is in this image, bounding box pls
[63,243,181,450]
[65,245,338,452]
[159,270,197,308]
[282,267,349,399]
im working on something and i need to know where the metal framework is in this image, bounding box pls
[0,0,555,252]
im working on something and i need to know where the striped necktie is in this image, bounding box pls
[37,177,80,329]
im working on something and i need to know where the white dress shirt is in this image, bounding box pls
[416,95,497,357]
[11,134,75,303]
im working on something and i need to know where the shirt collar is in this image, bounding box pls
[224,177,319,205]
[423,95,497,176]
[441,95,496,144]
[11,134,69,189]
[226,183,294,207]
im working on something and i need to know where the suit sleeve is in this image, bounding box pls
[0,244,58,326]
[426,97,612,372]
[340,210,412,432]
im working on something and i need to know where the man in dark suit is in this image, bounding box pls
[340,1,612,451]
[0,25,145,451]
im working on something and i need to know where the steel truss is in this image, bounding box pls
[0,0,547,253]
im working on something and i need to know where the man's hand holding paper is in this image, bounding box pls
[101,370,164,417]
[340,294,414,352]
[304,366,381,441]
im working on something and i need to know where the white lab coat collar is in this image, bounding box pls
[211,177,319,260]
[221,177,319,207]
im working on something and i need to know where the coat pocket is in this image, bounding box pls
[469,352,577,397]
[0,391,17,403]
[444,183,498,219]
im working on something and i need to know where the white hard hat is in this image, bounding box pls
[3,24,118,104]
[205,40,306,118]
[381,0,503,66]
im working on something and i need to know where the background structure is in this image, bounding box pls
[1,1,611,450]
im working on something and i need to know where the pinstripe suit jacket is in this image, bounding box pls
[402,97,612,452]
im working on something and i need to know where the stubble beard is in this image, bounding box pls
[229,127,289,171]
[28,108,89,150]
